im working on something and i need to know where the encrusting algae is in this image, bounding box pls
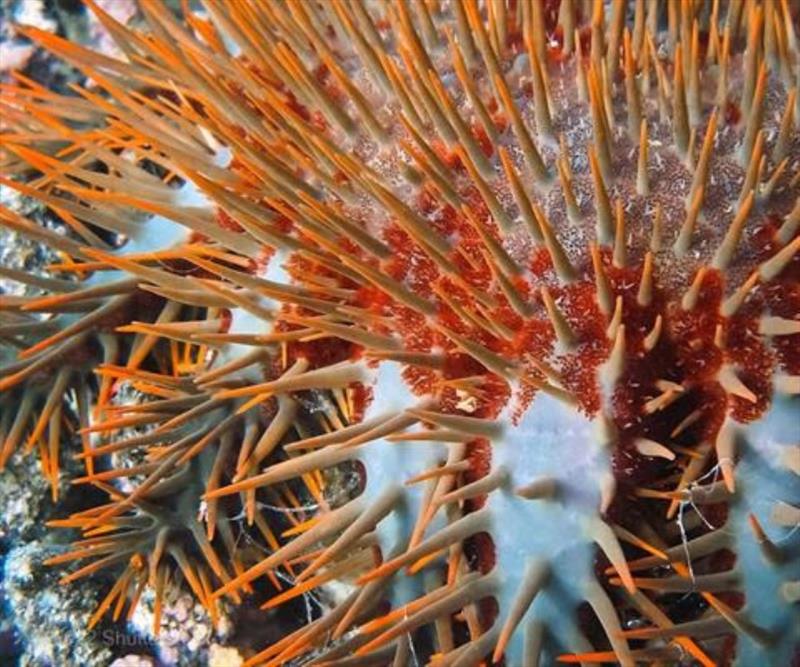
[0,1,798,665]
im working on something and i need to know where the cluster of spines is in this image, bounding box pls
[0,0,798,665]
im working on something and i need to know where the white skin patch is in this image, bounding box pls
[728,393,800,666]
[356,361,447,605]
[489,391,611,663]
[354,362,612,660]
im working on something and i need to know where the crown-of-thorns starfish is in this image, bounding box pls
[1,0,798,665]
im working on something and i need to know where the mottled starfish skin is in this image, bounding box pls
[0,1,798,666]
